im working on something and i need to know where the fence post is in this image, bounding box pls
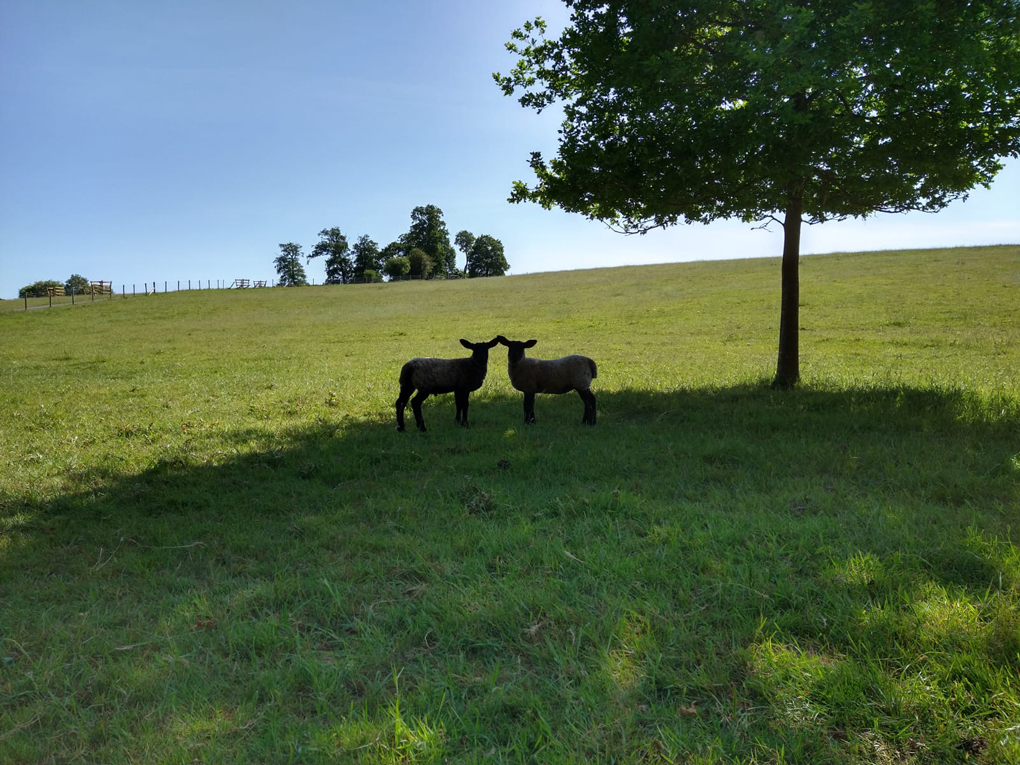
[49,293,52,308]
[24,297,28,311]
[165,281,167,293]
[71,287,75,305]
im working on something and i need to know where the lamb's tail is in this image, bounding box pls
[588,358,598,380]
[399,360,417,389]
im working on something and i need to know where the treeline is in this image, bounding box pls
[18,274,91,298]
[274,204,509,286]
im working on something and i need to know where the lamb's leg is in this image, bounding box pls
[411,391,430,432]
[523,392,536,424]
[455,389,469,427]
[578,389,597,426]
[395,384,414,432]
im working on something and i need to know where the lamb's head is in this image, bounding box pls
[496,336,537,365]
[461,337,500,367]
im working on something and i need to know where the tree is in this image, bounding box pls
[383,256,411,281]
[18,280,62,298]
[407,205,456,276]
[466,234,510,277]
[352,235,383,280]
[380,236,410,263]
[65,274,89,295]
[309,227,354,284]
[454,230,476,266]
[496,1,1020,387]
[274,243,308,286]
[407,247,434,279]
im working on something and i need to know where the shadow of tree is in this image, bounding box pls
[2,384,1017,762]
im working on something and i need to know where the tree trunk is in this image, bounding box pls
[772,186,803,388]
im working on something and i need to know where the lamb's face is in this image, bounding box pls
[496,336,537,365]
[461,337,500,366]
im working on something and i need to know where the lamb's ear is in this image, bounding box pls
[486,337,500,348]
[496,335,508,345]
[524,339,538,348]
[460,339,473,349]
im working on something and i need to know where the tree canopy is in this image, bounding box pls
[65,274,89,295]
[379,237,411,267]
[496,0,1020,386]
[274,243,308,287]
[407,205,456,275]
[268,205,508,284]
[17,275,89,298]
[455,230,476,261]
[352,235,383,279]
[18,280,63,299]
[382,256,411,280]
[308,228,354,284]
[465,234,510,277]
[407,248,434,279]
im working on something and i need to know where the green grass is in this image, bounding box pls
[2,245,1018,764]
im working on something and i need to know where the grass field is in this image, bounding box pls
[2,245,1018,764]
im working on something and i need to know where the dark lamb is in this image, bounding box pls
[497,336,598,426]
[396,338,499,432]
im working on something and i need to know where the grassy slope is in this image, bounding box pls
[1,245,1018,764]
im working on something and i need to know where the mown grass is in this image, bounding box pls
[1,245,1018,764]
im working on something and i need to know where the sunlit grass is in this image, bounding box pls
[1,245,1018,763]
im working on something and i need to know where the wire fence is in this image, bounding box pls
[2,273,477,312]
[2,279,269,312]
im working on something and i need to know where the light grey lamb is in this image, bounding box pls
[396,338,499,432]
[496,336,598,426]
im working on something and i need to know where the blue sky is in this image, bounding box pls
[2,0,1017,297]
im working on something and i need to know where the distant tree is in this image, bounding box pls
[362,269,383,284]
[352,235,383,280]
[65,274,89,295]
[407,205,455,276]
[407,248,434,279]
[383,256,411,281]
[466,235,510,278]
[309,227,354,284]
[274,243,308,286]
[497,1,1020,387]
[380,236,410,261]
[18,280,63,298]
[454,230,476,268]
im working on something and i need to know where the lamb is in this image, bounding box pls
[395,338,500,432]
[496,336,598,426]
